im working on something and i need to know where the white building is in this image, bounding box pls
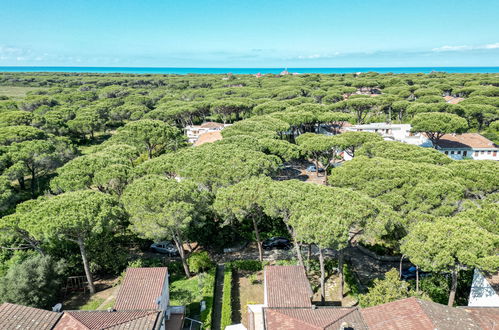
[184,122,229,144]
[435,133,499,160]
[345,122,427,145]
[468,270,499,307]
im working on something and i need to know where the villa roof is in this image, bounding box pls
[193,131,223,146]
[114,267,168,311]
[265,266,313,308]
[444,96,465,104]
[264,307,367,330]
[0,303,62,330]
[461,307,499,330]
[200,121,224,129]
[54,310,159,330]
[361,297,482,330]
[436,133,498,149]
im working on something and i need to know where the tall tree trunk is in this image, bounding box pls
[172,232,190,278]
[147,146,153,159]
[77,237,95,295]
[319,247,325,303]
[292,233,304,267]
[30,168,36,198]
[252,217,263,262]
[399,255,405,279]
[18,177,25,191]
[338,249,344,302]
[416,266,420,293]
[448,268,458,306]
[285,223,304,267]
[307,244,312,272]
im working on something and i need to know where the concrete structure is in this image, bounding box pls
[468,270,499,307]
[345,122,427,145]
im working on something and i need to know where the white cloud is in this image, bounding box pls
[484,43,499,49]
[432,45,471,52]
[432,42,499,52]
[297,52,340,60]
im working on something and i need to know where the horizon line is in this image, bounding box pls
[2,65,499,69]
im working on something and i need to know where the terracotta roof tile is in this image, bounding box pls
[114,267,168,311]
[54,310,159,330]
[437,133,498,149]
[361,297,485,330]
[264,307,367,330]
[265,266,312,308]
[462,307,499,330]
[0,303,62,330]
[193,131,222,146]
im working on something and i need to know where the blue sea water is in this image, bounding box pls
[0,66,499,74]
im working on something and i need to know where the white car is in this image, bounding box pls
[150,242,179,256]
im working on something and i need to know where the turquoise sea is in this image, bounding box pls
[1,67,499,74]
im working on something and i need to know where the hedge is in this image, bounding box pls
[220,265,233,329]
[200,268,216,329]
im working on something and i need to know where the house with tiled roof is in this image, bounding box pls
[243,265,499,330]
[0,303,62,330]
[435,133,499,160]
[0,267,185,330]
[185,121,229,144]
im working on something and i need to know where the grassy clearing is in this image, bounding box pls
[78,296,106,310]
[0,86,44,99]
[170,271,215,323]
[234,270,264,327]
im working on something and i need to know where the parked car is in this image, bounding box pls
[262,237,292,250]
[150,241,179,256]
[306,165,325,173]
[401,266,430,280]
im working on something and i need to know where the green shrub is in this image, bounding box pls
[343,262,361,297]
[0,254,66,309]
[188,251,214,274]
[220,267,233,329]
[200,269,216,329]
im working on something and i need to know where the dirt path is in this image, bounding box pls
[211,264,225,330]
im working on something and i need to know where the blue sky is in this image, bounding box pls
[1,0,498,67]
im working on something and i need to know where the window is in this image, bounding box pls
[487,150,491,154]
[474,151,478,156]
[451,151,454,154]
[457,151,461,155]
[445,151,448,155]
[463,151,467,156]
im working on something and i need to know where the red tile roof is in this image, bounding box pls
[114,267,168,311]
[54,310,159,330]
[0,302,62,330]
[265,266,312,308]
[264,307,367,330]
[437,133,498,149]
[462,307,499,330]
[361,297,482,330]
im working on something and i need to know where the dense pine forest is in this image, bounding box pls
[0,71,497,310]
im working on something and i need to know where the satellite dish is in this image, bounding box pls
[52,303,62,312]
